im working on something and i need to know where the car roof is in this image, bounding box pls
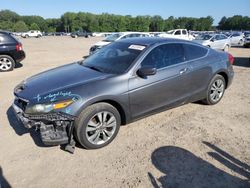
[118,37,190,46]
[0,31,11,35]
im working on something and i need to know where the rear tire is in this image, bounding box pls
[202,74,226,105]
[75,103,121,149]
[0,55,15,72]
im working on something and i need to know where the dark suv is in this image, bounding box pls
[71,31,92,38]
[12,38,234,153]
[0,31,25,72]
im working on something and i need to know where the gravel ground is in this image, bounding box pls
[0,37,249,188]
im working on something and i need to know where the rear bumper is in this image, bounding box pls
[12,103,75,146]
[227,66,234,88]
[14,51,26,63]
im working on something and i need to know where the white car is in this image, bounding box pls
[228,33,244,46]
[193,34,231,51]
[158,29,194,40]
[89,32,150,54]
[21,30,42,38]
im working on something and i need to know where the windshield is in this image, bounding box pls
[81,42,146,74]
[103,33,122,42]
[167,30,175,34]
[196,34,213,40]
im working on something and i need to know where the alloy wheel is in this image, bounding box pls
[0,57,12,71]
[85,111,117,145]
[209,79,225,103]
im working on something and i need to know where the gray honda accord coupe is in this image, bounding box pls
[12,38,234,153]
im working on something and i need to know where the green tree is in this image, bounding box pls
[218,16,227,30]
[13,21,28,32]
[150,16,164,32]
[30,23,40,30]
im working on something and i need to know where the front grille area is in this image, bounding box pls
[15,97,28,111]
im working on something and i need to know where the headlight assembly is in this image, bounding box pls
[25,99,74,114]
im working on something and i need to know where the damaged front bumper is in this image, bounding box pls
[12,102,75,147]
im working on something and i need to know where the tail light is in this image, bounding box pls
[16,43,23,51]
[228,53,234,65]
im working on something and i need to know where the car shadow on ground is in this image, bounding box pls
[15,62,23,69]
[0,166,11,188]
[6,106,49,148]
[148,143,250,188]
[233,57,250,68]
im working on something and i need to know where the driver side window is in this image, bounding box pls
[141,44,185,69]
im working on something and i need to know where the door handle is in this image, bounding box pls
[179,68,188,75]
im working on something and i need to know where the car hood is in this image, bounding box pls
[15,62,112,102]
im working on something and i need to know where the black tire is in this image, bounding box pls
[202,74,226,105]
[75,103,121,149]
[0,55,15,72]
[25,34,29,38]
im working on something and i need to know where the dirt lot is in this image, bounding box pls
[0,37,249,188]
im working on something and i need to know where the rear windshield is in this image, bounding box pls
[81,42,146,74]
[0,33,18,43]
[103,33,122,42]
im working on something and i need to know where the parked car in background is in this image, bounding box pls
[228,33,244,46]
[0,31,25,71]
[193,34,230,51]
[158,29,194,40]
[21,30,42,38]
[71,31,92,38]
[52,32,67,36]
[243,33,250,48]
[89,32,150,54]
[12,38,234,152]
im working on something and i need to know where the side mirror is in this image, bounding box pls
[211,39,215,42]
[137,67,157,77]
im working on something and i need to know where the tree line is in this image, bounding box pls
[218,15,250,30]
[0,9,249,33]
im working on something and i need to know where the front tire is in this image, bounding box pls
[203,74,226,105]
[223,45,229,52]
[75,103,121,149]
[0,55,15,72]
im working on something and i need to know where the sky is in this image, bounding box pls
[1,0,249,25]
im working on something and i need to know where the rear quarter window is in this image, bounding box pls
[0,34,17,44]
[183,44,208,61]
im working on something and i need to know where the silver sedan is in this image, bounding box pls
[193,34,231,51]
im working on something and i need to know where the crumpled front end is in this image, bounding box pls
[12,97,76,152]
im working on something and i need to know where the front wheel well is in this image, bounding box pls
[93,100,127,125]
[217,72,228,88]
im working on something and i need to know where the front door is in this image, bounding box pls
[128,43,192,118]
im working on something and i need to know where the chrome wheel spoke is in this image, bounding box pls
[102,131,108,141]
[104,121,116,128]
[103,112,108,123]
[107,116,115,125]
[88,119,98,127]
[210,91,216,99]
[104,130,113,137]
[97,112,103,123]
[86,126,97,132]
[88,131,100,143]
